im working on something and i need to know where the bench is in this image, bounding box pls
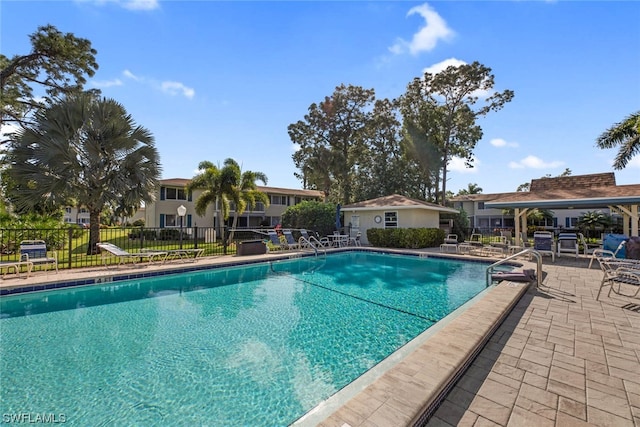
[19,240,58,273]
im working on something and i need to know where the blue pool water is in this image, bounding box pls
[0,252,496,426]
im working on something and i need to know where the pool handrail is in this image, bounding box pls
[298,235,327,256]
[486,248,542,288]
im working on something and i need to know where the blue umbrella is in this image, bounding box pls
[335,204,342,232]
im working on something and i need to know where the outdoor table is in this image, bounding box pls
[327,234,349,247]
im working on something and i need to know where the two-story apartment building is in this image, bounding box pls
[143,178,324,230]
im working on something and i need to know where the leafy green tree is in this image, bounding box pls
[399,61,514,205]
[595,111,640,169]
[1,25,99,137]
[353,98,426,201]
[281,200,336,237]
[4,92,160,254]
[456,183,483,196]
[289,84,375,204]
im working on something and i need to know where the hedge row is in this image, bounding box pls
[366,227,445,249]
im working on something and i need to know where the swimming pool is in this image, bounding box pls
[0,251,498,426]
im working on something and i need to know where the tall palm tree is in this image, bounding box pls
[596,111,640,169]
[221,159,269,243]
[5,92,161,254]
[186,159,268,244]
[186,161,226,240]
[456,182,483,196]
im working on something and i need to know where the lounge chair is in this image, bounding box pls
[96,243,167,267]
[533,231,555,262]
[556,233,579,259]
[465,233,483,247]
[266,230,288,251]
[444,234,458,244]
[588,241,626,269]
[348,232,362,247]
[596,259,640,300]
[282,230,301,249]
[19,240,58,273]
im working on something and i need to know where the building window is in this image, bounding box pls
[79,208,89,214]
[165,187,187,200]
[384,211,398,228]
[165,214,178,227]
[65,207,72,214]
[477,202,485,210]
[271,195,288,205]
[254,202,265,212]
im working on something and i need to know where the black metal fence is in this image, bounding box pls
[0,226,300,270]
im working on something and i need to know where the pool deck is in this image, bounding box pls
[1,249,638,426]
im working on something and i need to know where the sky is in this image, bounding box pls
[1,0,639,196]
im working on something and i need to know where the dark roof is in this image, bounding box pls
[342,194,458,213]
[529,172,616,192]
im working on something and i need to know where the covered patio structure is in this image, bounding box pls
[485,173,640,246]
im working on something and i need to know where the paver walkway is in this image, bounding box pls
[427,257,640,427]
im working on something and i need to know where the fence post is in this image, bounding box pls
[223,226,227,255]
[67,227,74,269]
[140,225,145,250]
[193,226,198,249]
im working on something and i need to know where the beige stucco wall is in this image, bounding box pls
[343,208,441,245]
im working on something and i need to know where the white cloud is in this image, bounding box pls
[123,69,141,81]
[448,156,479,173]
[121,0,159,10]
[90,78,123,88]
[161,81,195,99]
[508,155,564,169]
[389,3,454,55]
[77,0,159,11]
[489,138,518,148]
[423,58,466,75]
[122,70,195,99]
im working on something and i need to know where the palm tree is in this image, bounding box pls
[186,159,268,244]
[222,159,269,244]
[596,111,640,169]
[5,92,160,254]
[577,210,612,238]
[456,183,483,196]
[186,161,226,240]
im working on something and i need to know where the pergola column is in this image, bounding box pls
[514,208,529,246]
[611,204,639,236]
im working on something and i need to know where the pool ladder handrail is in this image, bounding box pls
[298,236,327,257]
[486,248,543,288]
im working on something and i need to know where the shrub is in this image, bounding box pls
[366,228,444,248]
[281,201,336,237]
[128,229,158,240]
[158,229,180,240]
[132,219,145,227]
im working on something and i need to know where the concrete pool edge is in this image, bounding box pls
[310,277,532,427]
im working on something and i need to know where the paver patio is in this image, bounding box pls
[1,250,638,426]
